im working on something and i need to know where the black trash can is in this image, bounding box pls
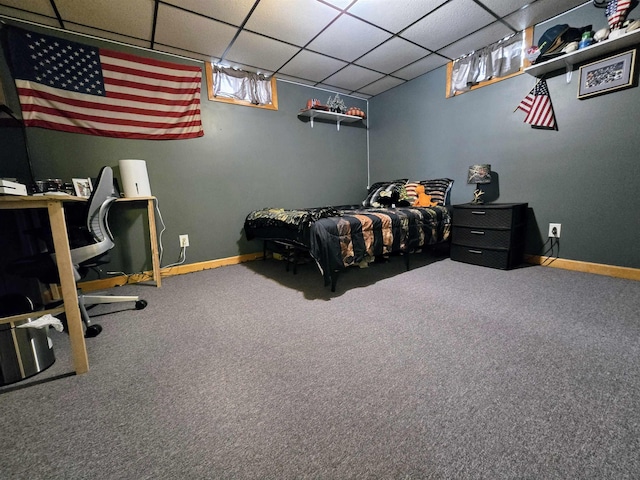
[0,294,56,386]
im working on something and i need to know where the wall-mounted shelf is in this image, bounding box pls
[298,108,363,131]
[525,28,640,77]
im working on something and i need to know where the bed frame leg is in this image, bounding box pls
[292,249,298,275]
[330,272,338,292]
[404,251,411,271]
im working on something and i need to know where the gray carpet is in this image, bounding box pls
[1,256,639,479]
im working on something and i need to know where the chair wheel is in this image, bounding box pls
[85,324,103,338]
[135,299,148,310]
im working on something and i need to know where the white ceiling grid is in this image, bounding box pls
[0,0,589,98]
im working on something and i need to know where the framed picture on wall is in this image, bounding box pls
[578,49,637,99]
[72,177,93,198]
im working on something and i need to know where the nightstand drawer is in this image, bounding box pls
[450,244,511,269]
[450,203,528,270]
[452,226,512,249]
[453,205,525,229]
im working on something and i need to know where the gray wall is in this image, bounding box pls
[0,22,368,277]
[368,4,639,269]
[2,2,639,274]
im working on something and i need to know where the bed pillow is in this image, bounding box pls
[417,178,454,206]
[362,179,407,207]
[403,182,420,205]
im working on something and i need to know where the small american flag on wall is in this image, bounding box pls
[516,79,557,130]
[6,26,204,140]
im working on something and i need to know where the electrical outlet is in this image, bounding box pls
[179,234,190,247]
[548,223,561,238]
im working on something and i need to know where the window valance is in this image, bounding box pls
[449,33,524,96]
[212,65,273,106]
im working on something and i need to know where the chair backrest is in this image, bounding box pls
[69,166,119,266]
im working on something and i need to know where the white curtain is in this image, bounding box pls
[213,65,273,105]
[450,33,523,95]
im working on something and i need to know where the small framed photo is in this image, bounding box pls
[578,49,637,99]
[72,177,93,198]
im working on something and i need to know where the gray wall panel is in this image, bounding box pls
[368,5,639,268]
[3,2,638,275]
[0,23,368,277]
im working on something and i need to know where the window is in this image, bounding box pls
[205,63,278,110]
[446,27,533,98]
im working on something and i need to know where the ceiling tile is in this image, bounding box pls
[347,0,447,33]
[502,0,588,32]
[358,76,406,96]
[392,54,449,80]
[225,30,301,72]
[155,4,238,58]
[154,45,214,63]
[475,0,533,17]
[279,50,348,82]
[55,0,153,40]
[66,24,152,49]
[161,0,256,26]
[306,14,392,62]
[315,83,353,95]
[400,0,496,51]
[356,37,430,74]
[322,64,385,91]
[3,0,599,97]
[245,0,340,47]
[0,6,60,27]
[437,22,515,60]
[276,74,317,86]
[319,0,353,10]
[0,0,55,16]
[349,92,372,100]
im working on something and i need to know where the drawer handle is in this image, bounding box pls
[470,230,485,235]
[468,249,483,254]
[471,211,486,215]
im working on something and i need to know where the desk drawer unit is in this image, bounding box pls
[451,203,528,269]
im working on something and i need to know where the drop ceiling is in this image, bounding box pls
[0,0,589,98]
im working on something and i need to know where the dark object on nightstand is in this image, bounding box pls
[450,203,528,269]
[467,164,491,204]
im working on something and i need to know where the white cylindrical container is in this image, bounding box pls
[119,159,152,198]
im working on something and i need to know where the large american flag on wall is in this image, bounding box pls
[6,27,204,140]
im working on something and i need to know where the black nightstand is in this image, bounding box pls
[450,203,528,269]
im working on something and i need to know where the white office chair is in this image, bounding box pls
[9,166,147,337]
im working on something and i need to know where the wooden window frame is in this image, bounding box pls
[446,27,533,98]
[205,62,278,111]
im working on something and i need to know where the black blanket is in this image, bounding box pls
[244,205,451,286]
[309,206,450,284]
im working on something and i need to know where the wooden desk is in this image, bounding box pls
[115,196,161,287]
[0,194,162,375]
[0,195,89,374]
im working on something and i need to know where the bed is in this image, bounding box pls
[244,178,453,291]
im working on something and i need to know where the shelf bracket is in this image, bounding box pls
[565,61,573,84]
[336,119,341,131]
[309,116,314,128]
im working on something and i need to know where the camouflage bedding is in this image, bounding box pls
[244,205,451,287]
